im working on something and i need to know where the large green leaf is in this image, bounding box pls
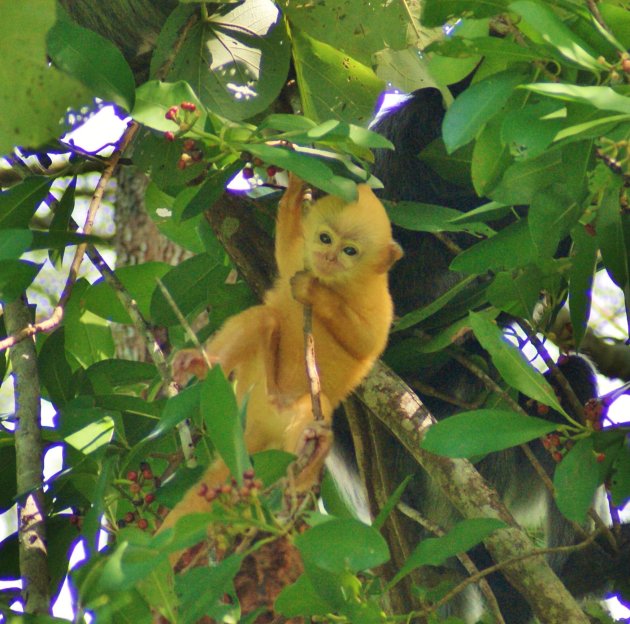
[421,0,509,26]
[390,518,506,586]
[151,1,290,121]
[200,366,251,484]
[0,178,53,229]
[38,328,74,407]
[569,224,598,348]
[554,437,600,523]
[509,1,601,72]
[525,83,630,115]
[84,262,171,324]
[47,13,135,111]
[387,202,494,236]
[450,219,535,274]
[291,28,384,126]
[469,311,566,413]
[421,409,557,457]
[0,260,42,303]
[442,69,526,153]
[0,229,32,259]
[0,1,90,154]
[280,0,406,66]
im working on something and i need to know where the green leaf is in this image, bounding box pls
[279,0,406,66]
[597,175,628,292]
[387,202,494,236]
[149,253,221,326]
[529,187,580,258]
[421,0,509,26]
[524,83,630,115]
[372,476,412,530]
[47,13,135,110]
[243,143,359,202]
[0,178,52,229]
[177,555,243,624]
[84,262,171,324]
[0,1,90,154]
[252,450,295,487]
[487,268,543,318]
[600,2,630,48]
[0,229,32,259]
[469,311,566,413]
[83,456,116,553]
[64,280,115,368]
[84,359,158,391]
[291,28,385,126]
[152,384,201,440]
[152,1,290,121]
[393,275,479,332]
[200,366,251,483]
[181,162,244,220]
[509,1,601,72]
[569,225,598,348]
[471,115,512,196]
[275,574,331,618]
[296,518,389,574]
[443,70,527,153]
[418,139,474,188]
[450,219,535,274]
[0,260,42,303]
[421,409,557,457]
[554,437,600,522]
[133,80,205,133]
[144,183,205,252]
[610,444,630,508]
[320,470,362,520]
[49,177,76,267]
[491,149,564,205]
[390,518,506,586]
[38,328,74,406]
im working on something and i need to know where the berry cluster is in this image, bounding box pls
[118,462,161,531]
[163,100,200,141]
[584,398,605,431]
[240,152,282,185]
[197,468,263,505]
[542,433,566,463]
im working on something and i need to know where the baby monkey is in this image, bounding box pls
[162,174,402,528]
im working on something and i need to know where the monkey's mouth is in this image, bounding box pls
[313,253,342,276]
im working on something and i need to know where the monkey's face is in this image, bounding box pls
[308,225,362,282]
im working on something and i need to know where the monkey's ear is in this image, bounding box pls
[376,241,404,273]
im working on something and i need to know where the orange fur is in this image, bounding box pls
[162,174,402,532]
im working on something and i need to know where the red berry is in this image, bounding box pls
[181,101,197,112]
[596,452,606,463]
[243,469,255,480]
[144,493,155,504]
[536,402,550,416]
[242,167,255,180]
[124,512,135,523]
[266,165,278,177]
[130,482,141,494]
[220,484,232,495]
[552,451,563,463]
[198,483,208,498]
[622,59,630,74]
[127,471,138,482]
[137,518,149,530]
[164,131,175,142]
[183,139,196,151]
[142,468,153,480]
[165,106,179,121]
[584,223,596,237]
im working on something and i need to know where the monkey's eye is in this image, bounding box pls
[343,246,358,256]
[319,233,332,244]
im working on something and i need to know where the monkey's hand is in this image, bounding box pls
[171,348,218,387]
[290,270,317,305]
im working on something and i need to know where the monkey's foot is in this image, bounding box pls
[290,270,316,305]
[291,422,333,492]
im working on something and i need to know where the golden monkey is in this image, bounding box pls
[161,174,402,530]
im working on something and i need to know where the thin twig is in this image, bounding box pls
[303,304,324,422]
[397,502,506,624]
[0,121,139,352]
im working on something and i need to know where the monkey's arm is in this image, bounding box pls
[172,305,281,396]
[274,174,306,277]
[291,271,385,361]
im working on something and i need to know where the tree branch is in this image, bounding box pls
[4,296,49,614]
